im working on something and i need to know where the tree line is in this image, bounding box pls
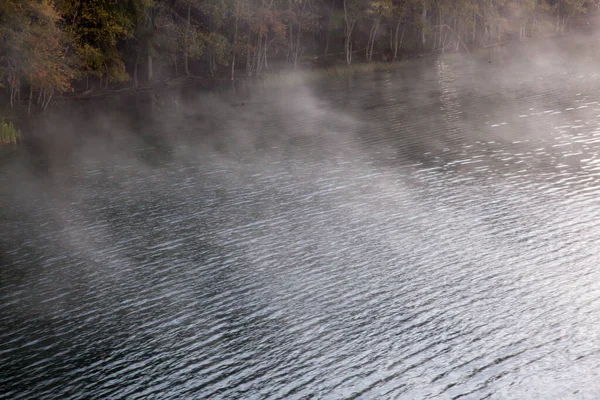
[0,0,596,112]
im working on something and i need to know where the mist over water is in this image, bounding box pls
[5,38,600,399]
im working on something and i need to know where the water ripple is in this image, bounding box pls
[5,45,600,399]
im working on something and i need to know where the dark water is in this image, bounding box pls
[4,42,600,399]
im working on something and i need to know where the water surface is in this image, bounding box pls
[3,42,600,399]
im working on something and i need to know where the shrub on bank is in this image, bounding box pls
[0,120,21,145]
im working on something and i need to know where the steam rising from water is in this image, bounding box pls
[4,35,600,399]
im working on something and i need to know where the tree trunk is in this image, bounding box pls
[370,20,379,62]
[184,4,191,76]
[231,5,238,86]
[344,0,356,65]
[421,0,427,46]
[294,0,307,69]
[343,0,352,65]
[484,24,488,44]
[147,52,153,82]
[393,19,401,60]
[246,35,252,76]
[472,11,476,43]
[518,24,521,41]
[133,51,140,88]
[255,32,263,73]
[435,4,442,50]
[323,0,335,61]
[287,0,293,64]
[43,87,54,112]
[263,37,269,70]
[456,17,460,51]
[367,20,379,63]
[366,23,375,61]
[345,22,355,65]
[28,85,33,116]
[399,24,406,53]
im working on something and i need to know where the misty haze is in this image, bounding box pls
[4,1,600,399]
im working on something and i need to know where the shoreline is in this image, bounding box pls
[2,29,599,144]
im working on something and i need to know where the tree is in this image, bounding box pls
[201,0,230,75]
[231,0,242,84]
[244,0,287,75]
[365,0,391,62]
[552,0,590,34]
[342,0,362,64]
[128,0,157,85]
[127,0,179,85]
[292,0,308,69]
[171,0,203,77]
[322,0,336,61]
[0,0,75,111]
[388,0,406,60]
[59,0,133,87]
[0,0,597,114]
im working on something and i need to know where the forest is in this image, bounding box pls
[0,0,597,112]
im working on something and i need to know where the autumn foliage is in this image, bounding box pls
[0,0,596,112]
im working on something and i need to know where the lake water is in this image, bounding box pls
[3,40,600,399]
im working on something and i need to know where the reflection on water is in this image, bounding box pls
[4,44,600,399]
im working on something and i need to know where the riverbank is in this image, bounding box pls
[0,58,422,137]
[2,24,600,144]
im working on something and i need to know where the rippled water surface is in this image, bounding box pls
[4,43,600,399]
